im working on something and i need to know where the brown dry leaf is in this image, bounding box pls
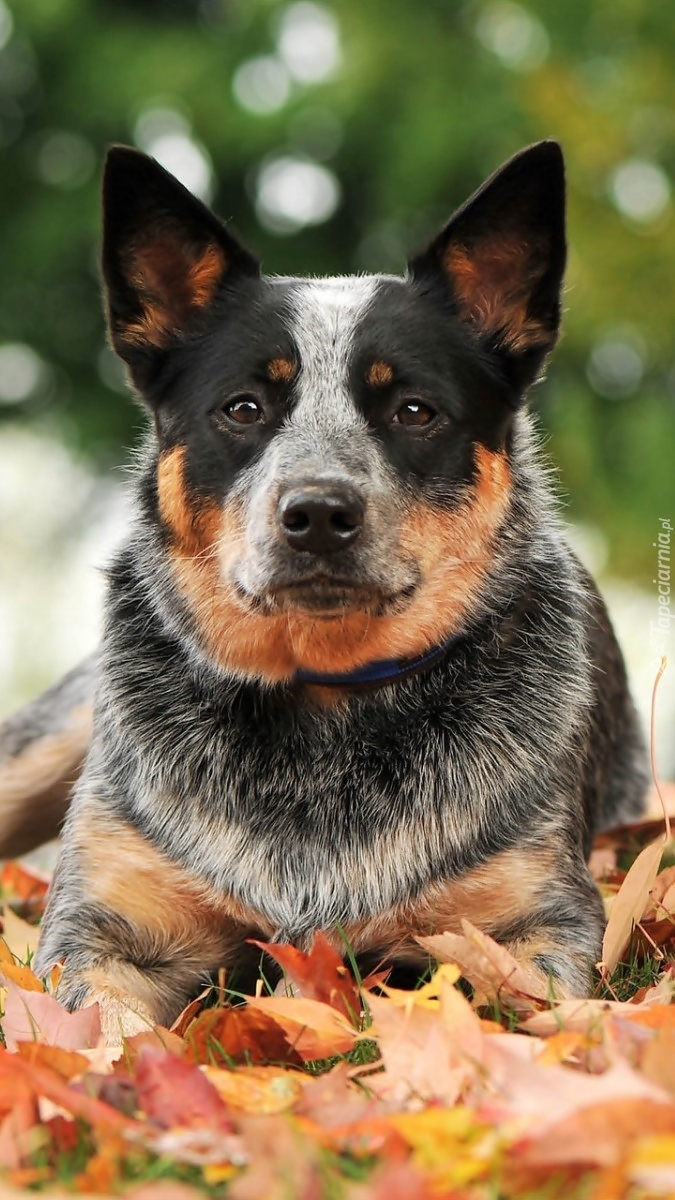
[1,908,40,961]
[244,995,359,1061]
[1,980,101,1052]
[202,1064,310,1115]
[601,838,665,975]
[250,932,362,1025]
[184,1003,303,1067]
[418,920,549,1013]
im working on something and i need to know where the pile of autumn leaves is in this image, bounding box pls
[3,814,675,1199]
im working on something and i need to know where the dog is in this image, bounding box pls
[0,140,648,1041]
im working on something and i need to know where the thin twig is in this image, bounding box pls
[651,656,670,842]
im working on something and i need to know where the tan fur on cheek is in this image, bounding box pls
[157,446,223,553]
[362,445,512,665]
[161,445,511,683]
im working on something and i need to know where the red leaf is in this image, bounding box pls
[134,1047,234,1129]
[250,931,362,1025]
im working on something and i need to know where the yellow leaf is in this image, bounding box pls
[601,838,664,974]
[391,1108,497,1188]
[377,963,460,1010]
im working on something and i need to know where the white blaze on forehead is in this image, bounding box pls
[283,275,379,429]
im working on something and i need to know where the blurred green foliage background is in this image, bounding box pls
[0,0,674,577]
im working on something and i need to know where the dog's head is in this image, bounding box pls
[102,141,566,684]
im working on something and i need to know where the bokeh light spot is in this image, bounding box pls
[587,329,646,399]
[255,155,341,233]
[133,105,214,202]
[233,56,291,115]
[36,131,96,189]
[476,2,549,72]
[276,3,341,84]
[0,343,48,404]
[0,0,13,53]
[610,158,671,225]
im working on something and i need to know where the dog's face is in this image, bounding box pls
[102,143,566,682]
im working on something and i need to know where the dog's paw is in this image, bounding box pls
[87,987,156,1045]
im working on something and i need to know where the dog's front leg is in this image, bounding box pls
[34,803,259,1043]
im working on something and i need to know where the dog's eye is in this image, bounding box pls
[222,396,264,425]
[393,401,437,428]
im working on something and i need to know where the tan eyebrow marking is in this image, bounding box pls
[267,357,297,383]
[366,360,394,388]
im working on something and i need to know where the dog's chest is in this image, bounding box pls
[128,687,468,935]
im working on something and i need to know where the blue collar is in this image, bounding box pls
[294,634,458,689]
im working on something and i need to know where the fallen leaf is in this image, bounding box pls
[251,931,362,1025]
[134,1047,235,1129]
[228,1114,319,1200]
[1,980,101,1052]
[245,995,359,1061]
[641,1028,675,1095]
[364,989,469,1106]
[0,1093,41,1170]
[0,863,49,906]
[601,838,665,974]
[0,1049,137,1132]
[293,1062,374,1129]
[15,1043,89,1080]
[418,920,550,1013]
[521,973,675,1036]
[629,1134,675,1193]
[645,866,675,920]
[519,1098,675,1168]
[184,1003,303,1067]
[203,1063,309,1115]
[0,962,44,993]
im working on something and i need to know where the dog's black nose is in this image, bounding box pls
[278,486,364,554]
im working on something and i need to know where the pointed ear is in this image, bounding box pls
[408,141,566,388]
[102,146,259,388]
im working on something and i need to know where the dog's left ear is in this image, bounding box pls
[102,146,259,390]
[408,140,566,390]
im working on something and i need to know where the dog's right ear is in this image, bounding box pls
[102,146,259,390]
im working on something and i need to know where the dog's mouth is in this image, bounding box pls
[232,572,419,618]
